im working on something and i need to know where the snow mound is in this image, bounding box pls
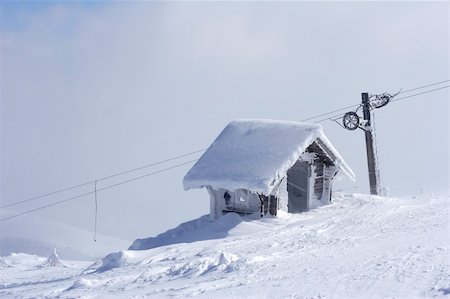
[166,251,239,278]
[0,253,46,268]
[38,249,65,268]
[67,278,102,291]
[0,259,11,268]
[70,278,95,289]
[85,250,139,273]
[98,251,129,271]
[129,212,244,251]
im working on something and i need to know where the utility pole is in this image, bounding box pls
[342,90,397,195]
[361,93,379,195]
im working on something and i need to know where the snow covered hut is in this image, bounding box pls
[183,119,355,220]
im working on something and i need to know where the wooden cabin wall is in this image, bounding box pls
[206,186,224,220]
[313,159,324,201]
[305,141,337,206]
[322,165,338,202]
[206,140,342,220]
[270,178,288,212]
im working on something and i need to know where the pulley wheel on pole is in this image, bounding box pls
[342,111,360,130]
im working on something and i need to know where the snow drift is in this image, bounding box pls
[129,212,245,251]
[1,193,449,298]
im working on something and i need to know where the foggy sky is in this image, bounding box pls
[1,1,448,244]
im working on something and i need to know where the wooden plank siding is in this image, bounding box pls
[313,160,324,200]
[306,141,335,202]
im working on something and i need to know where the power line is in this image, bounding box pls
[392,85,449,103]
[0,149,205,209]
[0,159,198,222]
[398,80,449,94]
[301,79,449,123]
[0,80,450,216]
[0,100,371,210]
[314,113,346,124]
[300,104,359,122]
[93,180,98,242]
[313,85,450,124]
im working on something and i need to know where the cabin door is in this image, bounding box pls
[287,160,310,213]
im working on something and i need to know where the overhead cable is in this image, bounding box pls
[398,79,449,94]
[0,149,205,209]
[314,85,449,124]
[0,159,198,222]
[1,80,448,219]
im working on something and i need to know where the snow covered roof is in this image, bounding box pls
[183,119,355,194]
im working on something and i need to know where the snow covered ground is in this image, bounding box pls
[1,193,449,298]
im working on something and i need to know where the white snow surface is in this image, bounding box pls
[183,119,355,194]
[1,193,449,298]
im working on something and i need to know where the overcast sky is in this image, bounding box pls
[1,1,448,246]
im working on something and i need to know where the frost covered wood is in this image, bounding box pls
[184,119,355,219]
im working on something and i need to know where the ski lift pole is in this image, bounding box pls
[362,93,379,195]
